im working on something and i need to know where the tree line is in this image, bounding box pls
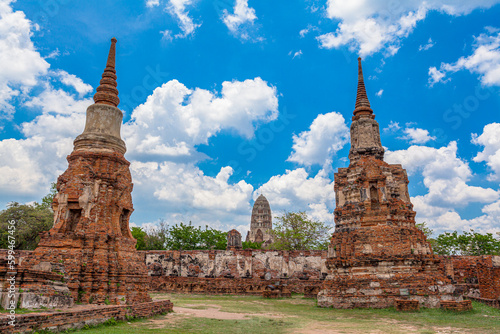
[0,185,499,255]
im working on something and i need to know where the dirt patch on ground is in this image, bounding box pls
[174,306,250,320]
[173,305,285,320]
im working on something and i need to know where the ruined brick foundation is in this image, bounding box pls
[317,58,462,308]
[0,300,172,334]
[1,38,151,308]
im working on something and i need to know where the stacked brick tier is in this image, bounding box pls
[331,157,431,258]
[21,150,151,305]
[476,256,500,299]
[394,299,419,311]
[441,300,472,311]
[247,194,273,245]
[319,255,458,308]
[0,300,172,333]
[150,276,323,295]
[318,59,460,309]
[0,255,73,309]
[142,249,327,279]
[319,158,459,308]
[10,39,152,308]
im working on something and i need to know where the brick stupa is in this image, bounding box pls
[21,38,151,306]
[317,58,460,308]
[246,194,273,245]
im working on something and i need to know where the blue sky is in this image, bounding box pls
[1,0,500,236]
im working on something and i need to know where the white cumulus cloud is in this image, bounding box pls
[318,1,500,57]
[429,30,500,86]
[168,0,200,38]
[288,112,349,167]
[256,168,336,225]
[0,1,50,117]
[146,0,160,7]
[387,140,500,234]
[223,0,257,38]
[386,141,498,209]
[124,77,278,161]
[419,37,435,51]
[400,127,436,144]
[472,122,500,181]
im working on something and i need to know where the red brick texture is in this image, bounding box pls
[318,156,460,309]
[394,299,419,311]
[477,256,500,300]
[0,300,172,333]
[142,249,327,280]
[149,276,321,295]
[440,300,472,311]
[263,290,281,298]
[19,150,151,306]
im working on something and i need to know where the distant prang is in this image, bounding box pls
[246,194,273,246]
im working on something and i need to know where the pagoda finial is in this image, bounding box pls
[93,37,120,107]
[354,57,373,116]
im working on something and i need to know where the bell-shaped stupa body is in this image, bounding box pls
[246,194,273,245]
[21,38,151,306]
[318,58,460,309]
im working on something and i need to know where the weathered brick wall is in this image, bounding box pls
[3,250,499,301]
[477,256,500,300]
[439,256,480,283]
[149,276,323,295]
[0,299,173,333]
[440,300,472,311]
[438,255,500,299]
[140,249,328,280]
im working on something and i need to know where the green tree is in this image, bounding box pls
[0,184,57,250]
[144,220,169,250]
[199,226,227,250]
[416,221,433,238]
[166,222,227,250]
[166,222,202,250]
[242,241,262,249]
[131,227,148,250]
[0,202,53,250]
[269,211,331,250]
[131,221,169,250]
[131,220,230,251]
[433,229,500,256]
[37,182,57,210]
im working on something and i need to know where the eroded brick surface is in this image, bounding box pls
[440,300,472,311]
[142,249,327,279]
[395,299,419,311]
[0,38,152,309]
[317,59,461,309]
[0,300,172,333]
[246,194,273,245]
[227,229,242,250]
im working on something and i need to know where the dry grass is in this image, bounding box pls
[65,293,500,334]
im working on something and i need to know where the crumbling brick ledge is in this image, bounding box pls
[466,296,500,309]
[0,299,172,334]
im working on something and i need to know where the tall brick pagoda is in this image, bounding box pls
[246,194,273,246]
[317,58,459,308]
[21,38,151,306]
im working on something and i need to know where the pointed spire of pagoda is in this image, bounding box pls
[348,57,384,162]
[353,57,373,116]
[93,37,120,107]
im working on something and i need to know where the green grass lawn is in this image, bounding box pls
[54,293,500,333]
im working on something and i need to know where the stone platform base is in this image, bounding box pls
[0,299,173,333]
[467,296,500,309]
[151,276,322,296]
[441,300,472,311]
[395,299,419,311]
[317,291,463,309]
[263,290,281,298]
